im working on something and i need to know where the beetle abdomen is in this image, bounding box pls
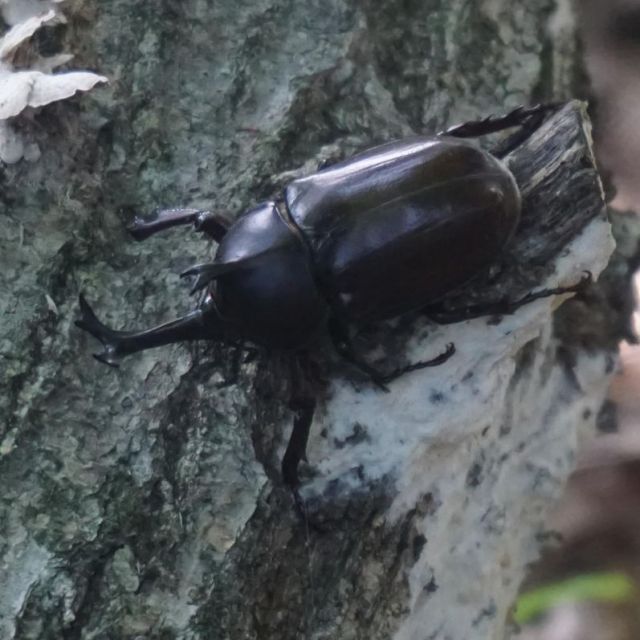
[285,137,520,321]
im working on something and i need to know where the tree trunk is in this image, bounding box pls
[0,2,616,639]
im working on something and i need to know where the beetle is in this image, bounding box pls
[76,103,588,490]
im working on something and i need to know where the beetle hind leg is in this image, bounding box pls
[329,319,455,389]
[424,272,592,324]
[329,324,390,391]
[378,342,455,384]
[440,103,559,139]
[442,103,561,158]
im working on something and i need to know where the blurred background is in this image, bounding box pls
[518,1,640,637]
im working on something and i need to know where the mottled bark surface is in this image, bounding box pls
[0,2,614,640]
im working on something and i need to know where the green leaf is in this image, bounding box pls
[514,572,637,625]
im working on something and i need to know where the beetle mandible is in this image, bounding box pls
[76,104,588,489]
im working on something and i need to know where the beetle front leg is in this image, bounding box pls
[127,208,230,242]
[424,272,592,325]
[76,294,222,365]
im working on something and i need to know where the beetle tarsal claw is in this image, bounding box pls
[560,271,592,296]
[75,294,124,366]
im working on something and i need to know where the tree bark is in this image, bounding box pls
[0,2,615,639]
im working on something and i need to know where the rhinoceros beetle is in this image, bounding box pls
[77,103,588,489]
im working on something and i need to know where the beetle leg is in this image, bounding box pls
[329,319,454,388]
[440,103,559,140]
[127,208,230,242]
[424,272,592,325]
[75,294,221,366]
[490,109,551,158]
[332,341,390,391]
[282,356,317,488]
[377,343,455,384]
[282,397,316,488]
[328,319,390,391]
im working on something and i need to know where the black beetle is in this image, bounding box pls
[77,104,587,489]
